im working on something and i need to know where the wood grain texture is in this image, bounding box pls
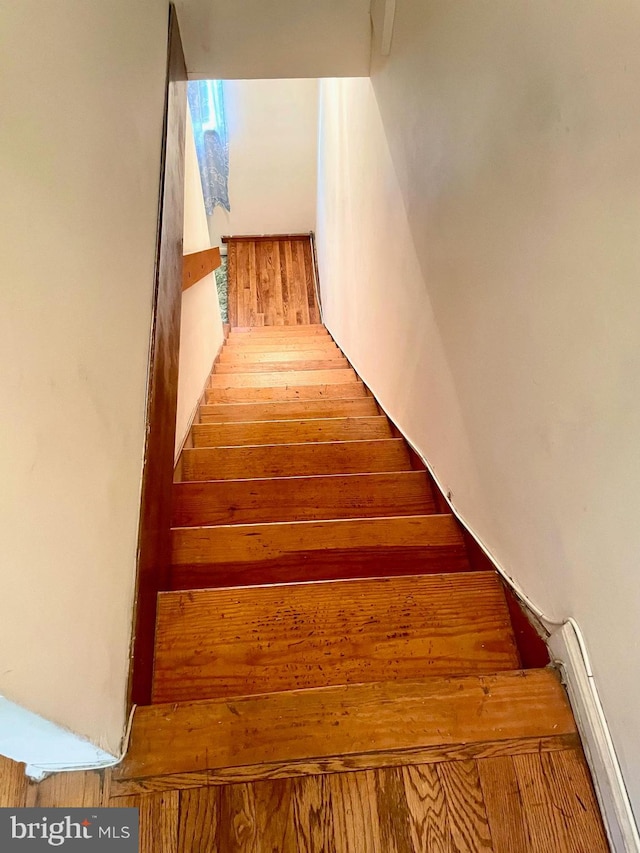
[115,669,576,783]
[303,239,319,326]
[130,6,187,705]
[215,357,349,373]
[513,749,609,851]
[259,240,285,327]
[191,416,393,448]
[229,325,327,337]
[170,514,468,589]
[0,755,28,807]
[116,791,179,853]
[218,782,258,851]
[172,471,435,527]
[290,775,336,851]
[182,246,221,291]
[210,367,357,388]
[463,531,551,669]
[105,752,606,850]
[206,382,367,403]
[112,737,577,797]
[375,767,415,853]
[200,397,379,423]
[329,770,383,853]
[476,756,531,851]
[227,237,320,327]
[253,778,298,851]
[152,572,519,702]
[179,438,411,481]
[219,345,340,362]
[227,241,238,326]
[223,340,335,353]
[437,760,493,850]
[178,786,219,852]
[28,771,105,807]
[401,763,453,852]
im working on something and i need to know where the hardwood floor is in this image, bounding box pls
[226,236,321,327]
[1,749,607,852]
[1,320,609,850]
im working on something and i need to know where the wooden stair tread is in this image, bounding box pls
[114,669,577,787]
[214,358,349,373]
[191,416,393,447]
[199,398,379,423]
[172,471,435,526]
[179,438,411,481]
[220,338,343,354]
[170,515,468,589]
[206,383,367,403]
[210,368,357,388]
[152,572,519,702]
[230,324,327,334]
[219,346,341,362]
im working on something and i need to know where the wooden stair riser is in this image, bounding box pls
[199,398,379,423]
[179,439,411,481]
[172,471,436,527]
[170,515,469,589]
[152,572,519,702]
[191,416,393,448]
[170,552,474,589]
[115,670,576,786]
[206,383,367,403]
[210,368,357,389]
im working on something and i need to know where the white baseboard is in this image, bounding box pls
[549,621,639,852]
[0,696,118,781]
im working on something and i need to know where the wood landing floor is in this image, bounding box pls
[226,235,321,327]
[1,748,607,852]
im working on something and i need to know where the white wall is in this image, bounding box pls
[176,109,225,456]
[209,79,319,247]
[174,0,371,79]
[317,0,640,820]
[0,0,168,755]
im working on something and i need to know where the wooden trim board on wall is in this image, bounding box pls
[182,247,221,291]
[129,5,187,708]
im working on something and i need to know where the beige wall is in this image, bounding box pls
[317,0,640,818]
[209,79,319,247]
[174,0,371,79]
[176,109,225,456]
[0,0,168,754]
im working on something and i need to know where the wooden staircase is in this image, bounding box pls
[113,323,608,850]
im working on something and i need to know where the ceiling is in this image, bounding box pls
[174,0,372,80]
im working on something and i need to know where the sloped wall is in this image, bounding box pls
[317,0,640,819]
